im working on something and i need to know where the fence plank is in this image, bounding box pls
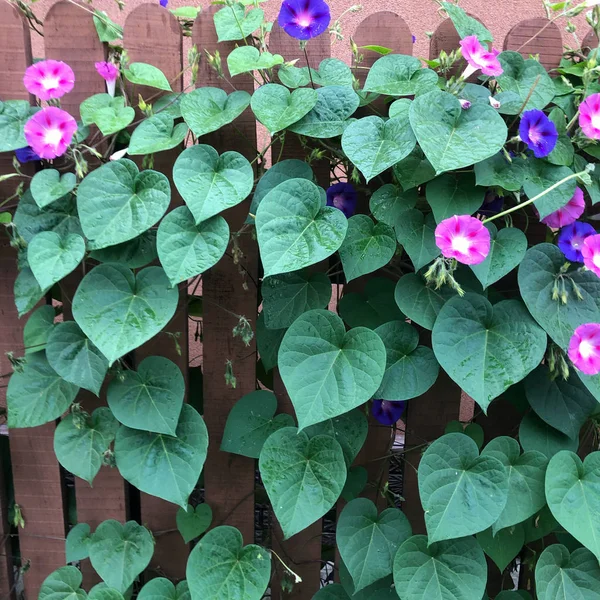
[192,6,258,542]
[503,18,563,70]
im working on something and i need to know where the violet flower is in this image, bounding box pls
[14,147,41,163]
[558,221,596,263]
[326,182,357,218]
[372,400,406,426]
[278,0,331,40]
[519,109,558,158]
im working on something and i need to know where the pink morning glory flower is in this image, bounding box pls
[372,400,406,426]
[95,61,119,97]
[579,93,600,140]
[23,59,75,101]
[326,182,357,218]
[278,0,331,40]
[519,110,558,158]
[459,99,472,110]
[459,35,503,78]
[23,107,78,160]
[582,233,600,277]
[434,215,491,265]
[541,187,585,229]
[568,323,600,375]
[558,221,596,263]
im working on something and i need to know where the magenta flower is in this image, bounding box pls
[23,107,78,160]
[23,59,74,101]
[459,35,503,78]
[541,188,585,229]
[372,400,406,426]
[434,215,491,265]
[582,233,600,277]
[568,323,600,375]
[519,110,558,158]
[278,0,331,40]
[326,182,357,218]
[558,221,596,263]
[95,61,119,97]
[579,93,600,140]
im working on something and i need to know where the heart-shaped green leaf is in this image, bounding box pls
[369,184,417,228]
[374,320,439,401]
[0,99,38,151]
[395,210,440,271]
[80,94,135,135]
[259,427,346,538]
[519,412,578,459]
[338,498,412,592]
[278,310,386,429]
[393,146,436,190]
[30,170,76,208]
[88,520,154,593]
[363,55,438,96]
[186,525,270,600]
[279,58,353,89]
[474,154,527,192]
[77,159,170,249]
[138,579,190,600]
[72,264,178,365]
[157,206,229,286]
[128,112,188,155]
[66,523,91,562]
[432,294,547,412]
[39,566,86,600]
[256,178,348,278]
[124,62,171,91]
[251,84,317,134]
[90,231,158,270]
[546,451,600,561]
[115,404,208,507]
[46,321,109,395]
[88,584,125,600]
[173,145,253,225]
[7,351,79,428]
[28,232,85,291]
[471,223,528,289]
[180,87,251,137]
[107,356,184,436]
[24,305,55,355]
[426,172,485,223]
[442,2,493,42]
[227,47,284,77]
[176,504,212,544]
[523,160,576,218]
[214,4,264,41]
[256,312,285,372]
[341,115,416,182]
[476,524,525,573]
[393,535,487,600]
[409,90,508,174]
[341,466,368,502]
[14,267,47,317]
[54,407,119,484]
[419,433,509,542]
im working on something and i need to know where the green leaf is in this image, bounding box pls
[535,544,600,600]
[66,523,91,563]
[338,498,412,592]
[28,232,85,291]
[14,267,47,317]
[393,535,487,600]
[363,55,438,96]
[93,9,123,41]
[278,310,386,429]
[341,466,368,502]
[0,100,38,151]
[173,145,253,225]
[313,585,349,600]
[89,231,158,270]
[24,305,55,355]
[481,436,548,533]
[262,270,331,330]
[340,561,397,600]
[288,86,360,139]
[46,321,109,395]
[339,215,396,282]
[170,6,200,18]
[124,63,171,91]
[256,178,347,278]
[7,351,79,428]
[441,2,493,42]
[115,404,208,507]
[176,504,212,544]
[523,160,576,218]
[72,264,178,365]
[138,579,189,600]
[157,206,229,286]
[432,294,547,412]
[259,427,346,538]
[278,59,353,89]
[546,451,600,561]
[341,115,416,182]
[181,88,251,137]
[30,170,76,208]
[470,223,528,289]
[251,84,317,134]
[214,4,264,41]
[77,159,170,249]
[418,433,508,542]
[88,520,153,593]
[54,407,119,484]
[547,108,574,166]
[39,566,86,600]
[409,90,508,174]
[227,47,284,77]
[519,412,578,459]
[393,146,436,190]
[369,185,417,228]
[395,210,440,272]
[186,525,270,600]
[474,154,527,192]
[426,172,485,223]
[128,113,188,155]
[80,95,135,136]
[476,524,525,572]
[374,320,439,401]
[524,505,559,543]
[256,312,285,371]
[88,585,124,600]
[221,390,295,458]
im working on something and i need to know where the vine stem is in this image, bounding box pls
[271,549,303,584]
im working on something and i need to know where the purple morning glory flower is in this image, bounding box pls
[558,221,596,263]
[478,190,504,217]
[519,109,558,158]
[372,400,407,426]
[326,182,357,218]
[412,35,416,43]
[159,0,168,7]
[278,0,331,40]
[14,146,40,163]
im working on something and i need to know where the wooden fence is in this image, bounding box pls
[0,2,588,599]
